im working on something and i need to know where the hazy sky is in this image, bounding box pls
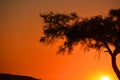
[0,0,120,80]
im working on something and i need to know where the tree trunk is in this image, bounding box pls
[111,55,120,80]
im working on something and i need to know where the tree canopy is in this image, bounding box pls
[40,9,120,55]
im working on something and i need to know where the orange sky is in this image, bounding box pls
[0,0,120,80]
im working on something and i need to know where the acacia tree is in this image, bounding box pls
[40,9,120,79]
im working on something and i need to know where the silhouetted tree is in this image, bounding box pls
[40,9,120,79]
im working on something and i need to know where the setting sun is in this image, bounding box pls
[100,76,110,80]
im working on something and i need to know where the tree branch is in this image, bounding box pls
[103,43,113,56]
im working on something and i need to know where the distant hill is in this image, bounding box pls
[0,73,40,80]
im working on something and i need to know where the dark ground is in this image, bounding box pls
[0,73,40,80]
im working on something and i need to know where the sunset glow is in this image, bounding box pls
[0,0,120,80]
[101,76,110,80]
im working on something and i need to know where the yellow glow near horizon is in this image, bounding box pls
[100,76,110,80]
